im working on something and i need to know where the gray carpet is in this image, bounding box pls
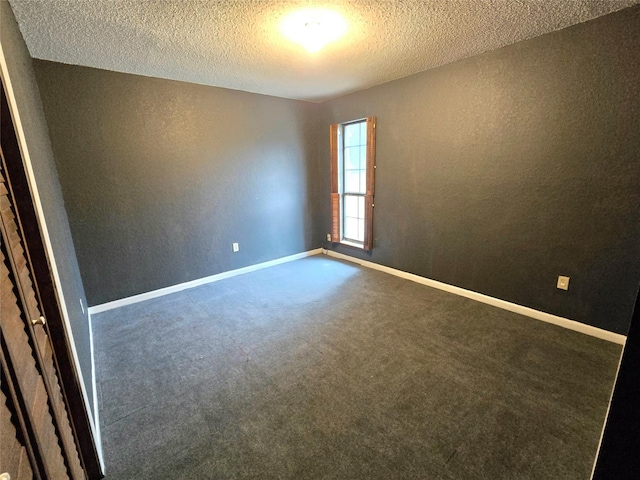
[94,255,621,479]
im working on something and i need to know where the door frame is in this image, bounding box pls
[591,283,640,478]
[1,74,102,478]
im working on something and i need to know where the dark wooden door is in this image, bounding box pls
[0,365,34,479]
[1,158,85,478]
[1,70,101,478]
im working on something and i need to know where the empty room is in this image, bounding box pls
[1,0,639,479]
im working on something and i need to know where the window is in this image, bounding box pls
[330,117,376,250]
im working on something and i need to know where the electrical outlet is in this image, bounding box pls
[557,276,570,291]
[327,234,332,242]
[232,243,239,252]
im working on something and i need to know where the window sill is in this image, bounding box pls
[339,240,365,249]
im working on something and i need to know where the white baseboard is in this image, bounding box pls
[88,249,323,315]
[88,245,625,345]
[325,250,626,345]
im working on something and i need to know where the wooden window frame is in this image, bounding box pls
[330,116,376,251]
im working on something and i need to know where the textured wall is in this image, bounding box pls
[0,2,93,412]
[321,6,640,335]
[34,61,323,305]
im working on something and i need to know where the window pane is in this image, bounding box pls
[344,146,360,170]
[358,196,365,218]
[339,119,368,245]
[345,170,360,193]
[344,195,358,217]
[344,123,360,147]
[344,217,358,240]
[358,219,365,242]
[359,145,367,169]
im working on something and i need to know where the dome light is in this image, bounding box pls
[280,8,348,53]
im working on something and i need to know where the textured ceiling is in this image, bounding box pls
[8,0,640,102]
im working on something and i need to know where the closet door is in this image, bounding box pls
[1,161,84,478]
[0,364,33,480]
[1,247,36,480]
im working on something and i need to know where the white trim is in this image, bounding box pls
[339,239,364,249]
[0,44,105,470]
[88,312,104,469]
[325,250,626,345]
[89,248,323,315]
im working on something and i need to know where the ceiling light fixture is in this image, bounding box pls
[280,8,348,53]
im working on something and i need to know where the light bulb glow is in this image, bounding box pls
[280,9,347,53]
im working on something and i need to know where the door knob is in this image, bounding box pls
[31,316,46,326]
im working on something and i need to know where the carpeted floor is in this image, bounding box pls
[94,255,621,479]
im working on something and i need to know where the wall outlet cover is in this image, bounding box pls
[327,234,332,242]
[557,276,570,290]
[232,242,239,252]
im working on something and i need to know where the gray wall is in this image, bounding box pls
[34,62,324,306]
[0,1,94,412]
[321,6,640,335]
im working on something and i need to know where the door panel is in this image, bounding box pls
[1,160,84,478]
[1,244,67,478]
[1,77,102,480]
[0,370,34,480]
